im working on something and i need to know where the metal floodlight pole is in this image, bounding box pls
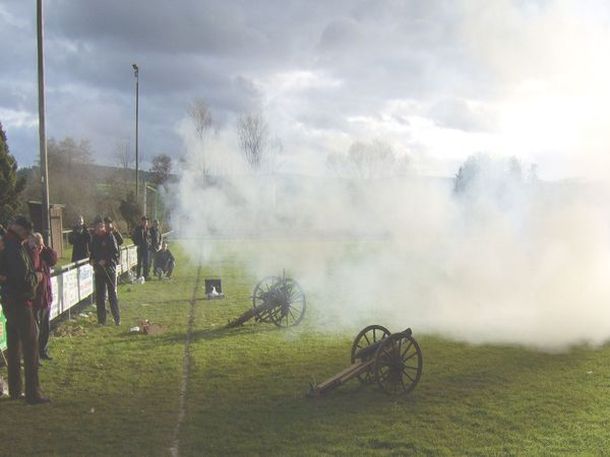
[36,0,51,246]
[143,180,147,216]
[132,63,139,201]
[154,188,158,220]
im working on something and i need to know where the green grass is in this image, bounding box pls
[1,242,610,456]
[57,243,73,266]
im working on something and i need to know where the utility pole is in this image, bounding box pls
[143,180,147,216]
[133,64,139,201]
[36,0,51,245]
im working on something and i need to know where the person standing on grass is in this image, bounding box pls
[132,216,150,280]
[148,219,162,272]
[27,232,57,361]
[0,216,49,404]
[90,217,121,326]
[68,215,91,262]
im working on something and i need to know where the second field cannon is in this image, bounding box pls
[308,324,423,396]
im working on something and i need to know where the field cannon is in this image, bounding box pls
[227,273,306,328]
[308,325,423,396]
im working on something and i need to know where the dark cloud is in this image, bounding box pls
[0,0,553,174]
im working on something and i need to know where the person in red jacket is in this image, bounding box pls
[27,233,57,360]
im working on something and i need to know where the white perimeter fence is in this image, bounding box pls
[49,244,138,320]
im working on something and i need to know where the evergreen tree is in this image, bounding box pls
[150,154,172,186]
[0,122,26,226]
[119,191,141,232]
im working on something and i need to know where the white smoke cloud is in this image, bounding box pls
[170,130,610,351]
[168,0,610,351]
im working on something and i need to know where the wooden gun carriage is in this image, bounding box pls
[227,273,306,328]
[308,325,423,396]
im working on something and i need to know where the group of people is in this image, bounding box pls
[69,215,175,327]
[0,216,56,404]
[70,215,174,281]
[131,216,175,281]
[0,213,175,405]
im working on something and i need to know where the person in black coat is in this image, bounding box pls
[148,219,162,272]
[131,216,150,279]
[90,217,120,325]
[0,216,49,404]
[68,215,91,262]
[104,217,124,246]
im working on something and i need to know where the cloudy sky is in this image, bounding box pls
[1,0,610,178]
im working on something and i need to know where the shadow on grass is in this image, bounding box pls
[155,322,283,346]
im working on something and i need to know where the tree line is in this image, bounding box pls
[0,103,540,234]
[0,122,173,233]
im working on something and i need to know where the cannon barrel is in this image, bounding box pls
[308,326,421,397]
[227,275,306,328]
[353,327,412,361]
[226,300,276,328]
[353,339,383,361]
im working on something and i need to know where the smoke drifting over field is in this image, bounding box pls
[168,1,610,351]
[171,138,610,351]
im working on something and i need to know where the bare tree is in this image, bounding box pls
[237,112,269,170]
[327,139,409,179]
[188,99,215,179]
[188,98,214,142]
[114,139,134,194]
[114,139,134,170]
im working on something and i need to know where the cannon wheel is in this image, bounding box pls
[268,278,306,328]
[373,333,423,395]
[252,276,281,324]
[351,324,391,385]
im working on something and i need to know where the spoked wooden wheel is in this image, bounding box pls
[267,277,306,328]
[373,333,423,395]
[252,276,280,324]
[351,324,391,384]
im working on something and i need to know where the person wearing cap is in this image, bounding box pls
[132,216,150,280]
[154,240,175,280]
[68,215,91,262]
[90,217,121,325]
[0,216,49,404]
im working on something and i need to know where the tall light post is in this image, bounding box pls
[132,63,139,201]
[37,0,51,245]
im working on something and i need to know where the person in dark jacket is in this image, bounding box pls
[104,216,124,247]
[68,215,91,262]
[148,219,162,273]
[0,216,49,404]
[132,216,150,279]
[90,217,120,325]
[27,232,58,360]
[154,241,175,279]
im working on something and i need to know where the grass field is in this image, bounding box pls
[1,242,610,457]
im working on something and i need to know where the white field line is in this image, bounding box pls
[169,262,202,457]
